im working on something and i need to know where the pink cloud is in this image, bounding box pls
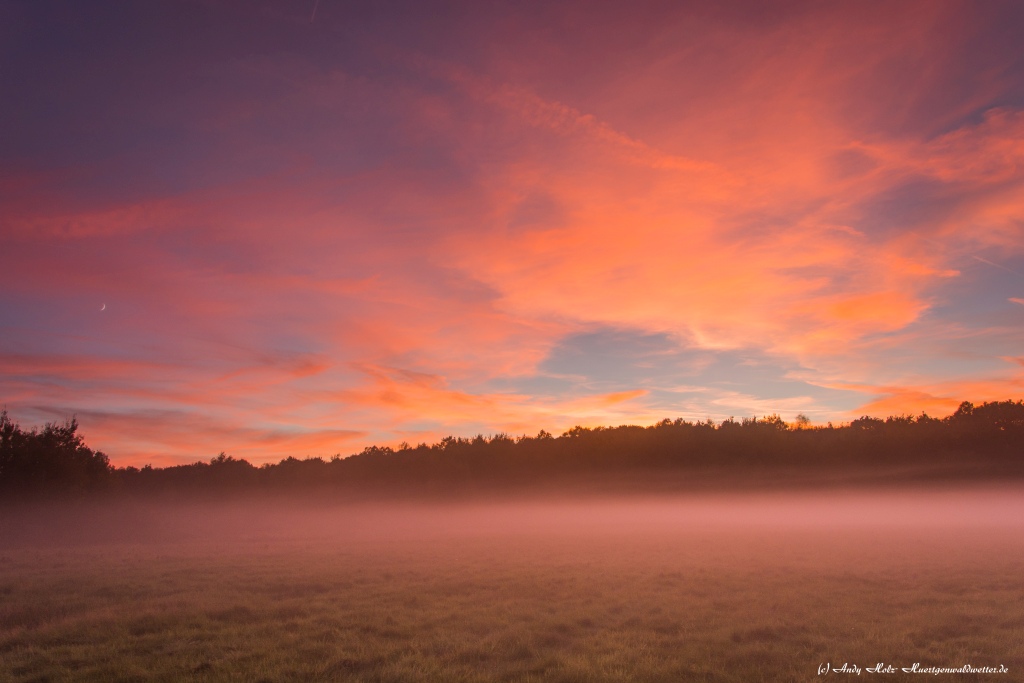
[4,1,1022,462]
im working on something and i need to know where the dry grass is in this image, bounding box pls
[1,494,1022,682]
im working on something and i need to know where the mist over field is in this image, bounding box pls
[4,485,1024,548]
[3,397,1023,679]
[3,488,1023,681]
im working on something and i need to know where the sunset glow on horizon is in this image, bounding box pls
[3,0,1023,465]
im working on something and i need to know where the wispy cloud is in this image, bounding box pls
[3,1,1023,462]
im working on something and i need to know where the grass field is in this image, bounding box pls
[1,489,1022,682]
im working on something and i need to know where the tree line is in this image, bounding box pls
[1,400,1022,499]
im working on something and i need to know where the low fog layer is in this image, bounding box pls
[3,485,1023,552]
[6,488,1022,683]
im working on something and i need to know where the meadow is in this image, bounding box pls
[1,489,1022,682]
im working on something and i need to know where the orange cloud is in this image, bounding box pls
[5,1,1023,463]
[596,389,648,406]
[68,409,368,468]
[427,16,1023,380]
[853,391,964,419]
[836,373,1024,420]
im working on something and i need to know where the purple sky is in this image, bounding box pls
[2,0,1023,464]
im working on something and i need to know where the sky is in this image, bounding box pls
[2,0,1023,466]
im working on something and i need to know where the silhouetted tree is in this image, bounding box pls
[0,411,111,496]
[2,400,1023,499]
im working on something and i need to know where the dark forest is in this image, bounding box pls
[2,400,1022,500]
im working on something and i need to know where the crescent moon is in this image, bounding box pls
[100,303,106,311]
